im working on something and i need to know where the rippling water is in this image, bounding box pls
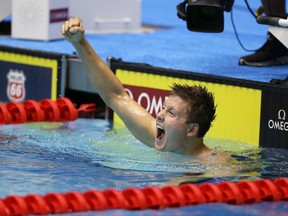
[0,118,287,199]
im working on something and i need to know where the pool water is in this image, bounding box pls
[0,118,287,215]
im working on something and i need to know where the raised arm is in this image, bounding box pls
[61,18,156,147]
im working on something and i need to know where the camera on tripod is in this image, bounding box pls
[177,0,234,33]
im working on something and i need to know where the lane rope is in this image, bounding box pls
[0,178,287,215]
[0,98,96,124]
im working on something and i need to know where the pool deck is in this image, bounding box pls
[0,0,287,84]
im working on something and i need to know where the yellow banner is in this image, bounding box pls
[114,69,262,146]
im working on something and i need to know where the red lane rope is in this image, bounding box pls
[1,178,287,215]
[0,98,97,124]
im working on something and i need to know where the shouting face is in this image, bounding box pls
[155,95,195,153]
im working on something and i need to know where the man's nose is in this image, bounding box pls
[156,111,164,121]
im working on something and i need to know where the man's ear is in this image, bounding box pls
[187,123,199,137]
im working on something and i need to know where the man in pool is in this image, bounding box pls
[62,17,217,156]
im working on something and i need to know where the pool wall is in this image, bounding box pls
[0,46,287,148]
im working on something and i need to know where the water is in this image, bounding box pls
[0,118,287,215]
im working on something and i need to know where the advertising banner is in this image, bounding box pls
[0,45,66,103]
[110,58,288,148]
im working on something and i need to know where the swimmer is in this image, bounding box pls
[61,17,216,156]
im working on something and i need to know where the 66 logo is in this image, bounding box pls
[6,69,26,102]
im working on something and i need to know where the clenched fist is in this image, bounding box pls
[62,17,85,44]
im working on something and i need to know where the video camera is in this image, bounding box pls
[177,0,234,33]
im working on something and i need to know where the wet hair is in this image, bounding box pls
[170,83,216,137]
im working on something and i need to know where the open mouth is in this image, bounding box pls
[156,125,165,140]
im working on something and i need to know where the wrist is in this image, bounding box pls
[71,37,86,47]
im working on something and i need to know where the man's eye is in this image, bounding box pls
[169,111,175,116]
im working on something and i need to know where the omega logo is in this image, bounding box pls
[268,109,288,131]
[278,109,286,120]
[125,88,168,116]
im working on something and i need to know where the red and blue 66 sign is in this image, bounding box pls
[6,69,26,102]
